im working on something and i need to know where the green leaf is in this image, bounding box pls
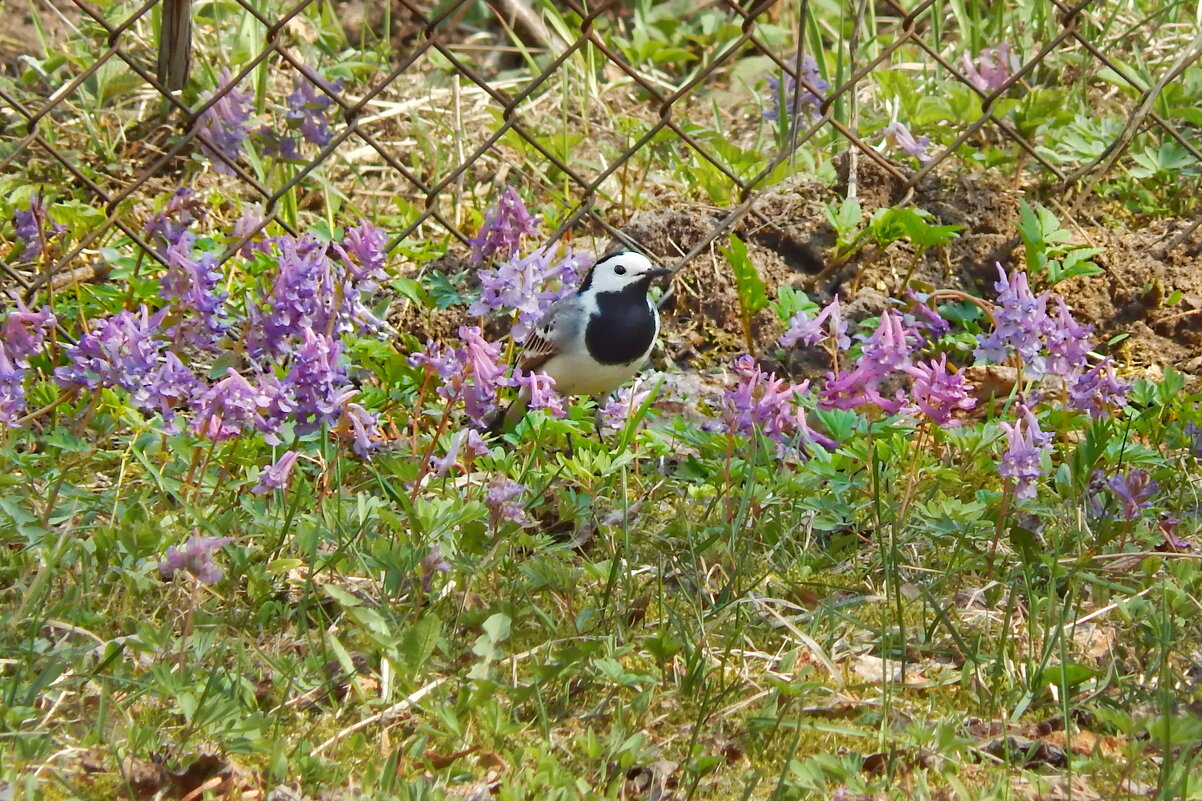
[41,428,93,453]
[823,197,862,244]
[723,233,768,352]
[1157,367,1186,405]
[868,207,962,252]
[1035,662,1099,690]
[402,614,441,673]
[424,271,466,309]
[391,276,430,308]
[471,612,512,662]
[50,199,105,232]
[1017,199,1044,255]
[1145,713,1202,746]
[321,584,364,608]
[771,285,817,323]
[724,233,767,316]
[481,612,511,644]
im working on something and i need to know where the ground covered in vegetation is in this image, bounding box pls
[2,1,1202,800]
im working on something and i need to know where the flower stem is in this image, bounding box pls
[987,478,1012,578]
[410,391,460,502]
[410,371,433,451]
[928,289,999,327]
[894,250,924,297]
[894,421,929,526]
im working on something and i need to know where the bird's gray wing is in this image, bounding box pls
[518,295,587,373]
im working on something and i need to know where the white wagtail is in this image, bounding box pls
[493,250,671,432]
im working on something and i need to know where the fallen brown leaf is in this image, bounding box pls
[622,759,678,801]
[1041,729,1126,759]
[424,745,480,770]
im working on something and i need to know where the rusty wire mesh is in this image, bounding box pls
[2,0,1202,294]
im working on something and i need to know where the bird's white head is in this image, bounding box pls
[582,251,671,295]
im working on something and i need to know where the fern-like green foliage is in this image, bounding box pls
[1017,200,1104,285]
[723,233,768,354]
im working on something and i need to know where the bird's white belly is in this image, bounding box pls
[540,349,649,396]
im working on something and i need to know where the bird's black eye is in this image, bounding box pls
[614,265,626,276]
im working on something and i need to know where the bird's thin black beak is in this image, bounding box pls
[647,268,672,281]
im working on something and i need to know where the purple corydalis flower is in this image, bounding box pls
[131,351,199,430]
[859,309,913,372]
[162,232,229,347]
[0,347,26,426]
[764,53,828,122]
[0,298,48,424]
[254,126,304,161]
[882,121,932,165]
[281,328,352,435]
[3,300,55,366]
[460,326,511,425]
[411,328,517,430]
[725,355,834,450]
[430,428,491,476]
[249,232,387,358]
[903,291,951,341]
[974,264,1051,376]
[1158,517,1189,551]
[820,369,906,414]
[599,384,653,432]
[190,368,274,442]
[248,234,335,358]
[343,401,381,459]
[409,338,461,379]
[340,220,388,281]
[159,533,233,585]
[961,42,1015,93]
[197,69,254,175]
[486,475,531,527]
[1045,297,1093,376]
[514,370,566,418]
[286,75,343,147]
[254,450,301,494]
[1107,468,1157,521]
[144,188,205,247]
[819,310,914,414]
[469,245,589,342]
[420,546,451,592]
[903,355,976,426]
[997,404,1051,500]
[12,193,63,260]
[54,306,167,392]
[779,297,851,351]
[331,221,389,334]
[1068,358,1129,418]
[469,186,541,263]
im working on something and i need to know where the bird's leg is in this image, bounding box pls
[590,393,608,443]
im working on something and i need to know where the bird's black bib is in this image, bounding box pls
[584,283,657,366]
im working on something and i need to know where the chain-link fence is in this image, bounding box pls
[3,0,1202,294]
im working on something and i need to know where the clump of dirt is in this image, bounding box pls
[831,153,1024,299]
[617,175,838,365]
[387,252,478,348]
[621,153,1200,381]
[1056,221,1202,375]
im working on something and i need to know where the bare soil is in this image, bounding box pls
[608,156,1202,382]
[0,0,77,76]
